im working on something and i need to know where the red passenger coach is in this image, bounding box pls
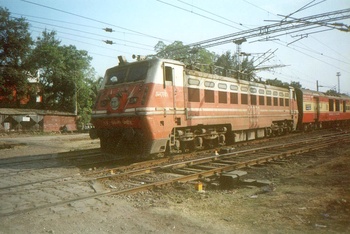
[91,56,299,158]
[296,89,350,130]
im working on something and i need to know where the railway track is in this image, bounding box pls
[0,130,348,217]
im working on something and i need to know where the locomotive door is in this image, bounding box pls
[163,62,184,122]
[248,95,259,128]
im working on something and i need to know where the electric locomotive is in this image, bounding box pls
[90,56,299,158]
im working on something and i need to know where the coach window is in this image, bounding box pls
[273,97,278,106]
[251,94,257,105]
[188,88,200,102]
[219,91,227,103]
[343,101,346,113]
[335,100,340,111]
[329,99,334,111]
[230,93,238,104]
[205,90,215,103]
[241,93,248,105]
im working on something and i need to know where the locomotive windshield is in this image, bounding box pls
[106,62,149,85]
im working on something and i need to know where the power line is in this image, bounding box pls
[11,12,145,37]
[176,0,245,27]
[19,16,154,48]
[155,0,242,30]
[21,0,171,42]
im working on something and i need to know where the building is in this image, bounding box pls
[0,108,77,132]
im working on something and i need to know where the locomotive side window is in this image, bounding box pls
[279,98,284,106]
[241,94,248,105]
[266,97,272,106]
[204,81,215,88]
[218,83,227,90]
[230,93,238,104]
[205,90,215,103]
[230,85,238,91]
[219,91,227,103]
[251,94,257,105]
[285,99,290,106]
[188,88,200,102]
[188,78,200,86]
[329,99,334,111]
[259,96,265,105]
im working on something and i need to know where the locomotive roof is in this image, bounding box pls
[300,88,350,100]
[107,57,184,70]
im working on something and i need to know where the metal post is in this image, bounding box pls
[336,72,341,93]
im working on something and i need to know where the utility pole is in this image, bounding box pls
[336,72,341,93]
[233,38,246,79]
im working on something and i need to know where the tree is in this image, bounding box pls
[153,41,216,72]
[215,51,255,81]
[28,30,94,113]
[290,81,302,89]
[265,78,289,88]
[0,7,33,107]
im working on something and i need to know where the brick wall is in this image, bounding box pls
[43,115,77,132]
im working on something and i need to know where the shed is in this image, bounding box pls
[0,108,77,132]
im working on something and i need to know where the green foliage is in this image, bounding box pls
[27,30,96,128]
[153,41,256,79]
[0,7,33,107]
[0,8,99,129]
[153,41,216,72]
[265,78,289,88]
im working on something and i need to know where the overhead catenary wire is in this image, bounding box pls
[21,0,172,43]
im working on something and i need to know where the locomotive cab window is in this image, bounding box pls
[106,68,127,85]
[164,66,173,82]
[128,64,148,82]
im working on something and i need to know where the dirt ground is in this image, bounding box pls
[0,132,349,234]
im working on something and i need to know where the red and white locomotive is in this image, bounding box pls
[90,56,350,158]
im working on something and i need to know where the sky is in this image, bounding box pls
[1,0,350,94]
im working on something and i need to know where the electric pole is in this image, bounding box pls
[336,72,341,93]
